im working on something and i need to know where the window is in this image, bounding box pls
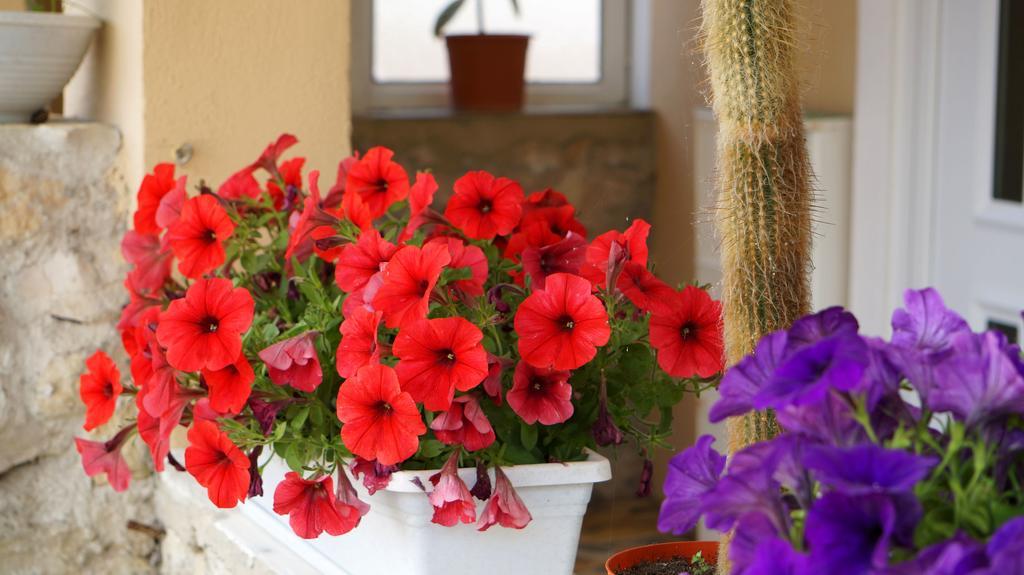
[352,0,630,111]
[993,0,1024,203]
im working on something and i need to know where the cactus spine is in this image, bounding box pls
[701,0,812,567]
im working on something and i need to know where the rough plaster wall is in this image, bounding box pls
[142,0,352,186]
[0,124,158,574]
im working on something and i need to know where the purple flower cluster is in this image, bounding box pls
[659,288,1024,575]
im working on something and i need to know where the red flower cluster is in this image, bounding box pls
[74,135,724,542]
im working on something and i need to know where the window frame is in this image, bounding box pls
[351,0,630,112]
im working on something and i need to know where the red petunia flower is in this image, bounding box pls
[521,231,587,290]
[133,163,178,235]
[79,350,123,431]
[156,278,255,372]
[349,456,397,495]
[324,154,358,210]
[618,262,677,314]
[74,436,131,492]
[267,157,305,209]
[253,133,298,173]
[429,451,476,526]
[477,466,532,530]
[649,286,725,378]
[341,276,384,318]
[580,218,651,288]
[166,194,235,278]
[520,189,587,238]
[258,332,323,393]
[400,172,440,241]
[336,307,383,378]
[192,399,229,425]
[372,242,451,329]
[429,237,488,298]
[218,167,263,201]
[514,272,611,370]
[184,420,250,508]
[135,386,182,473]
[444,171,524,239]
[284,171,342,265]
[157,178,187,230]
[482,353,512,406]
[273,471,365,539]
[504,221,562,262]
[121,231,172,292]
[334,229,397,293]
[508,361,574,425]
[118,272,162,335]
[201,354,255,414]
[344,146,410,222]
[430,395,496,452]
[336,364,426,465]
[393,317,489,411]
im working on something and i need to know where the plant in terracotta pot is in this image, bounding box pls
[656,290,1024,574]
[72,134,725,575]
[434,0,528,112]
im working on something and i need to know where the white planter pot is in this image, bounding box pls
[0,11,99,123]
[240,450,612,575]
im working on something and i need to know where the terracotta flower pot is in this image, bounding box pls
[605,541,720,575]
[445,34,528,112]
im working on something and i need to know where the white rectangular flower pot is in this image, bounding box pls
[240,450,612,575]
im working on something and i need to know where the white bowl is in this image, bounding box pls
[0,11,99,123]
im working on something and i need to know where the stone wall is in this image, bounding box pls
[0,123,158,574]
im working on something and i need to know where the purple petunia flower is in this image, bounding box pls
[787,306,860,348]
[891,288,970,357]
[858,337,905,409]
[775,390,868,447]
[729,512,784,573]
[753,334,869,410]
[804,492,915,575]
[737,536,806,575]
[701,440,790,533]
[885,533,989,575]
[657,435,725,535]
[802,443,938,495]
[987,517,1024,574]
[930,331,1024,427]
[710,330,789,422]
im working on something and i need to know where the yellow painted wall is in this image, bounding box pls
[143,0,351,186]
[66,0,351,190]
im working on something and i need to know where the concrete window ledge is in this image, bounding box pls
[157,469,325,574]
[353,107,657,234]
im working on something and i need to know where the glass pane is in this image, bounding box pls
[993,0,1024,203]
[987,319,1019,344]
[372,0,601,84]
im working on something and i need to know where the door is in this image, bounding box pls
[850,0,1024,339]
[932,0,1024,342]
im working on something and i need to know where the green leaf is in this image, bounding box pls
[520,421,538,451]
[509,0,520,15]
[434,0,465,37]
[290,405,310,432]
[284,440,306,473]
[417,439,445,459]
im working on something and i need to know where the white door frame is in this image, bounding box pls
[852,0,1024,337]
[848,0,945,336]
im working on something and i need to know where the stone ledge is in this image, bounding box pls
[0,122,122,185]
[353,109,656,236]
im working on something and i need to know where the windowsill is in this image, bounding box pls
[354,104,650,121]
